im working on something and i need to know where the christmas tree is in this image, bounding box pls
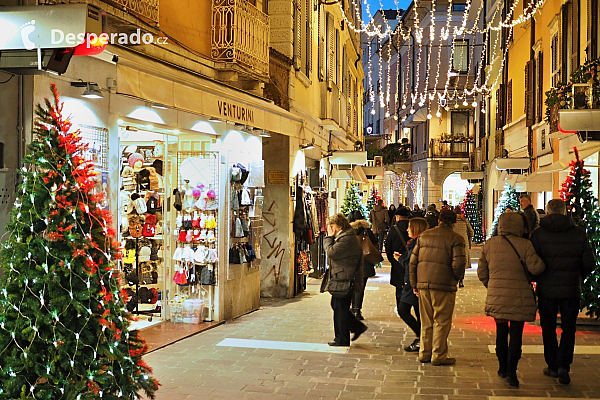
[366,185,382,214]
[559,147,600,318]
[341,180,366,218]
[461,189,484,243]
[490,181,520,238]
[0,84,159,399]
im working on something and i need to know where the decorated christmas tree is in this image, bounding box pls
[341,180,366,218]
[559,147,600,318]
[0,84,159,399]
[366,185,382,213]
[490,181,520,237]
[461,189,484,243]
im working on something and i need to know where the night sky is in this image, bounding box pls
[362,0,412,21]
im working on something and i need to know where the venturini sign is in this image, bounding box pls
[217,100,255,124]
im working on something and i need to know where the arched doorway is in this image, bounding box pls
[442,172,471,207]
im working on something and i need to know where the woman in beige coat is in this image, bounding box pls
[478,212,545,387]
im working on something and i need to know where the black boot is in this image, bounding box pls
[506,349,521,387]
[495,347,508,378]
[354,308,364,320]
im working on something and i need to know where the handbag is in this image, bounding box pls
[359,232,383,265]
[501,235,537,303]
[326,257,361,298]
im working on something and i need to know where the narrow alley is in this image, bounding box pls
[144,258,600,400]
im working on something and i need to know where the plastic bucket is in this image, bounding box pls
[190,299,205,324]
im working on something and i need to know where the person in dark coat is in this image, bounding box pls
[388,204,396,221]
[386,208,410,288]
[519,194,540,237]
[411,204,425,218]
[350,219,378,320]
[322,213,368,347]
[530,199,595,384]
[478,212,545,387]
[397,217,429,352]
[424,205,439,228]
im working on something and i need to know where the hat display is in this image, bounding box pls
[139,246,151,262]
[128,153,145,172]
[182,246,195,264]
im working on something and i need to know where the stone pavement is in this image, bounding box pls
[144,257,600,400]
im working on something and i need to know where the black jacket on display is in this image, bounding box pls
[386,219,410,287]
[530,214,596,299]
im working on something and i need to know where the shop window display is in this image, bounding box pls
[118,135,220,325]
[119,144,165,323]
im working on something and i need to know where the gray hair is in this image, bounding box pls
[546,199,567,215]
[519,194,532,202]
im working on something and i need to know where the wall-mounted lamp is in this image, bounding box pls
[71,81,103,99]
[300,139,315,150]
[151,103,168,110]
[209,117,222,122]
[322,151,334,158]
[258,130,271,138]
[448,70,459,78]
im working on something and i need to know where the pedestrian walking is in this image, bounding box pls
[454,206,474,287]
[386,207,410,290]
[409,209,466,365]
[530,199,595,384]
[396,217,429,352]
[350,217,378,321]
[424,205,439,228]
[370,199,390,252]
[388,204,396,221]
[519,194,540,237]
[321,213,368,347]
[478,212,545,387]
[411,204,425,218]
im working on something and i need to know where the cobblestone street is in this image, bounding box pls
[144,257,600,400]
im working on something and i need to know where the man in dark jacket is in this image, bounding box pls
[519,194,540,236]
[409,209,466,366]
[386,208,410,288]
[424,205,439,228]
[370,199,390,252]
[530,199,595,384]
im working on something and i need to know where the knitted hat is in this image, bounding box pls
[139,246,152,262]
[128,153,144,172]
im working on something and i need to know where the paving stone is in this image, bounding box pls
[143,264,600,400]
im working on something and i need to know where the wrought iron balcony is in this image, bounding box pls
[429,138,470,158]
[50,0,159,24]
[212,0,270,78]
[111,0,158,23]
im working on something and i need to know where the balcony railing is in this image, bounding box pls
[111,0,158,22]
[212,0,270,78]
[429,139,470,158]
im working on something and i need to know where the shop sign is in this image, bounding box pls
[216,100,255,124]
[268,170,288,184]
[0,5,94,51]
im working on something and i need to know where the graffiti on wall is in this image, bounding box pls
[262,200,286,285]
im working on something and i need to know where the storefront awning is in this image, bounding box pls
[537,145,600,173]
[351,165,369,183]
[460,171,484,180]
[495,158,530,170]
[515,172,553,192]
[559,109,600,132]
[116,64,303,137]
[401,107,427,128]
[493,171,508,190]
[329,151,367,165]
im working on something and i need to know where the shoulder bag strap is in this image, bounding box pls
[501,235,531,282]
[393,224,407,249]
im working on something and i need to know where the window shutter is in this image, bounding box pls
[335,29,340,86]
[306,0,313,75]
[571,0,580,74]
[537,52,544,123]
[496,85,504,130]
[327,13,334,83]
[588,0,598,59]
[318,7,325,80]
[506,80,512,124]
[525,61,534,126]
[561,4,569,82]
[294,0,302,70]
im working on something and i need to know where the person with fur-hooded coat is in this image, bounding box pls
[350,219,378,320]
